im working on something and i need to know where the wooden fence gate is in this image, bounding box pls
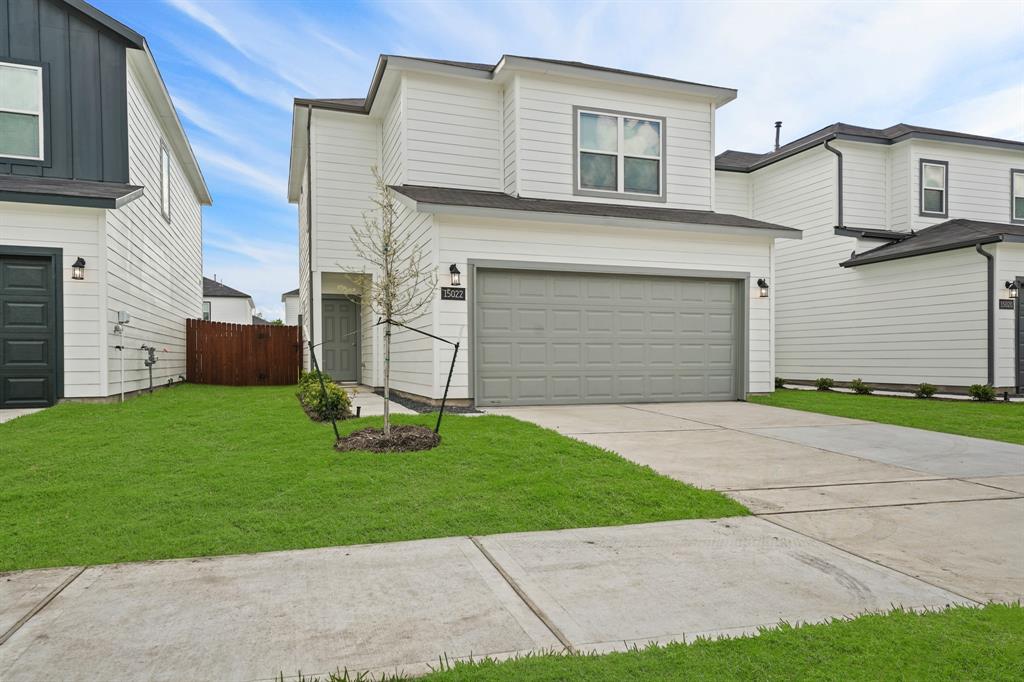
[186,319,302,385]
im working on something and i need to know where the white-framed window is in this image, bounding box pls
[919,159,948,217]
[202,301,211,321]
[160,142,171,220]
[575,107,665,200]
[1012,169,1024,224]
[0,61,44,161]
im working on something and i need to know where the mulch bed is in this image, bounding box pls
[335,425,441,453]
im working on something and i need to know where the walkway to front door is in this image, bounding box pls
[321,296,359,382]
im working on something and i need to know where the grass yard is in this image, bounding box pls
[288,604,1024,681]
[751,389,1024,445]
[0,384,745,571]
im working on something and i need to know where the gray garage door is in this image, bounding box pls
[1,254,59,408]
[475,269,741,406]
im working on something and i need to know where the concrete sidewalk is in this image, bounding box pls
[0,518,969,681]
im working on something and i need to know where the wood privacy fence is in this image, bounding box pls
[186,319,302,386]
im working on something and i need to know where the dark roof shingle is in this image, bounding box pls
[0,176,144,209]
[203,277,251,298]
[842,219,1024,267]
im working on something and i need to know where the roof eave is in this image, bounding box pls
[840,234,1015,267]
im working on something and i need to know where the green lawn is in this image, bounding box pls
[751,389,1024,445]
[289,604,1024,681]
[0,384,744,571]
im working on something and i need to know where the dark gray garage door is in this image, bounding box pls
[475,269,740,406]
[1,255,59,408]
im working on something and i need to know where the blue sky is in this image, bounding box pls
[94,0,1024,321]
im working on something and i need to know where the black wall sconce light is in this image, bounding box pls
[449,263,461,287]
[72,257,86,280]
[1007,281,1019,299]
[757,278,769,298]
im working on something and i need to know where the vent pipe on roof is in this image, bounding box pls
[774,121,782,151]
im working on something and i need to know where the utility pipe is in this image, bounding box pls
[975,243,995,386]
[823,137,844,228]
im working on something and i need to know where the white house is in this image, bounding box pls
[0,0,211,408]
[716,123,1024,394]
[202,276,256,324]
[281,288,300,326]
[288,55,799,406]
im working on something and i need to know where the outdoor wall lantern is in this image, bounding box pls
[72,257,86,280]
[1007,281,1019,299]
[757,278,770,298]
[449,263,461,287]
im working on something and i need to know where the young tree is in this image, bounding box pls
[349,168,436,435]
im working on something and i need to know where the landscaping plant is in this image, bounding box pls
[914,383,937,399]
[814,377,834,391]
[849,378,873,395]
[297,370,352,421]
[774,376,785,389]
[968,384,996,402]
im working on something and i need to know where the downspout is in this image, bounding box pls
[975,244,995,386]
[306,105,315,357]
[823,137,843,228]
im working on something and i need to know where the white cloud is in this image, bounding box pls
[190,142,288,199]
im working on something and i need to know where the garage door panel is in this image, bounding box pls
[476,269,740,406]
[3,339,50,367]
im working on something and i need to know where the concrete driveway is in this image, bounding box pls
[489,402,1024,603]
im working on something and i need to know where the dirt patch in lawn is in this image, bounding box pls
[335,425,441,453]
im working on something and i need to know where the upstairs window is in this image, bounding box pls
[202,301,211,321]
[1012,170,1024,224]
[160,143,171,220]
[575,107,665,201]
[0,61,44,161]
[919,159,948,217]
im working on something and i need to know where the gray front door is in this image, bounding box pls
[475,269,741,406]
[1,254,59,407]
[322,297,359,382]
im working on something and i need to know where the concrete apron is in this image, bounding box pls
[0,517,972,682]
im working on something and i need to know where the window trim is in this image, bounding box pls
[159,141,171,221]
[202,301,211,321]
[572,105,667,203]
[918,158,948,218]
[0,58,49,165]
[1011,168,1024,225]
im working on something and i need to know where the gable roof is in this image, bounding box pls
[281,288,299,301]
[841,219,1024,267]
[717,123,1024,173]
[252,315,273,325]
[389,184,800,239]
[203,277,251,299]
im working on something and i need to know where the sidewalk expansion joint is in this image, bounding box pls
[0,566,86,647]
[753,493,1023,516]
[468,536,575,653]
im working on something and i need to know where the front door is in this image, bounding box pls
[1,253,59,407]
[322,297,359,382]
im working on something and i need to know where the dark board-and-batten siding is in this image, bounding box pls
[0,0,129,182]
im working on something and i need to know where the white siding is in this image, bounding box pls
[714,171,750,217]
[0,202,105,397]
[839,141,887,229]
[437,215,774,399]
[283,295,299,325]
[403,72,503,191]
[203,296,253,324]
[382,86,404,185]
[889,144,911,232]
[515,73,714,210]
[298,165,311,370]
[502,75,519,195]
[103,62,203,397]
[996,243,1024,389]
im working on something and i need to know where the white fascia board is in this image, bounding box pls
[493,56,738,107]
[394,195,800,240]
[287,104,309,204]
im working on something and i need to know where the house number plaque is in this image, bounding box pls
[441,287,466,301]
[999,299,1015,310]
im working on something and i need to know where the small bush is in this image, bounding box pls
[849,378,873,395]
[968,384,996,402]
[775,377,786,389]
[915,383,937,399]
[297,370,352,421]
[815,377,834,391]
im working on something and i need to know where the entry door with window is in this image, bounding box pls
[1,254,59,407]
[322,297,359,382]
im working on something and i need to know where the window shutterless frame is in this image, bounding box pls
[1011,169,1024,225]
[572,105,667,203]
[0,59,48,164]
[918,158,948,218]
[202,301,211,321]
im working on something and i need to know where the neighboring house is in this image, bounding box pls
[252,314,272,325]
[288,55,799,406]
[281,288,300,326]
[0,0,211,408]
[202,277,256,324]
[716,123,1024,394]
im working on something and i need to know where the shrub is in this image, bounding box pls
[297,370,352,421]
[849,378,873,395]
[815,377,834,391]
[914,383,937,399]
[968,384,996,402]
[774,377,786,389]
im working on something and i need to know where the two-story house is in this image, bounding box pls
[717,124,1024,394]
[1,0,211,407]
[288,55,799,407]
[202,276,257,324]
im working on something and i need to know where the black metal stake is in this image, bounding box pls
[307,339,340,441]
[435,342,459,434]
